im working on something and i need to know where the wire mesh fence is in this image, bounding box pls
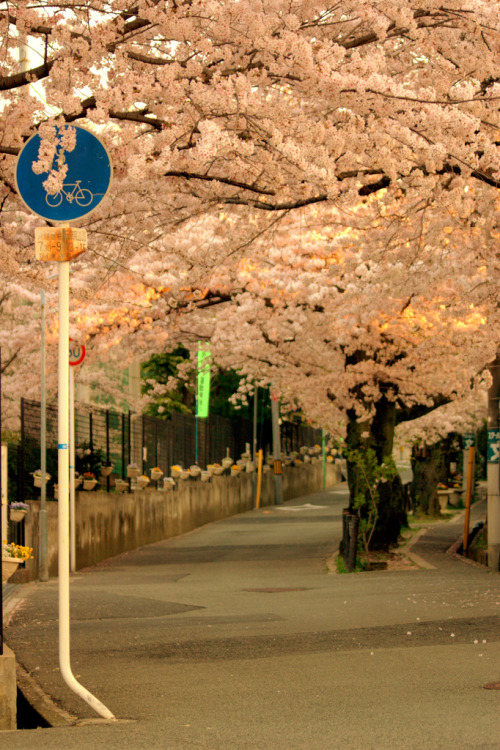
[15,397,322,499]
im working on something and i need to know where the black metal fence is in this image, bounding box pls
[14,397,322,500]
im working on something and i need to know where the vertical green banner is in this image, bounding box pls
[197,346,211,418]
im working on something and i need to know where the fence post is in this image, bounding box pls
[19,398,25,502]
[121,413,125,479]
[105,409,110,492]
[89,410,93,454]
[155,419,158,469]
[141,416,145,474]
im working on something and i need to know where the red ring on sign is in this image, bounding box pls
[69,337,86,366]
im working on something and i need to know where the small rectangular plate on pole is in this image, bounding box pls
[35,227,87,262]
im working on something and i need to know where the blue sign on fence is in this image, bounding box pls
[15,125,112,222]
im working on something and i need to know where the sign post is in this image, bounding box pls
[196,346,211,465]
[69,340,85,573]
[16,125,114,721]
[462,433,476,498]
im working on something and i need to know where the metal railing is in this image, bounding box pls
[16,397,322,498]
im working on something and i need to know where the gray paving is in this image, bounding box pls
[3,484,500,749]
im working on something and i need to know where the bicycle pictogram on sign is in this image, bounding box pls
[46,181,93,207]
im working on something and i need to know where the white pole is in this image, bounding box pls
[39,289,49,581]
[271,395,283,505]
[69,365,76,573]
[58,260,115,721]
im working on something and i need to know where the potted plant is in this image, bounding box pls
[83,472,98,490]
[74,473,82,489]
[127,463,140,479]
[9,502,29,522]
[32,469,51,488]
[222,456,233,469]
[115,478,129,492]
[163,476,175,490]
[150,467,163,481]
[2,542,33,582]
[100,463,114,477]
[137,474,150,489]
[170,465,182,478]
[189,465,201,477]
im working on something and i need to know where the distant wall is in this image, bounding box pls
[15,461,342,581]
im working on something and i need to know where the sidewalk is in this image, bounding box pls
[3,484,500,749]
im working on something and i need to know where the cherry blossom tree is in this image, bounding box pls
[0,1,499,547]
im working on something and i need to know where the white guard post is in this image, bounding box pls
[69,365,76,573]
[37,227,115,721]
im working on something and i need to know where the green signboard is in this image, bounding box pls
[197,347,211,418]
[487,429,500,464]
[463,433,475,449]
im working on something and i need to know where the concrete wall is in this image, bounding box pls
[0,645,16,731]
[14,461,341,581]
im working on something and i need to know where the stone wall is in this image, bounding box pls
[15,462,342,580]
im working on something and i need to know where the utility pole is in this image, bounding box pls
[487,354,500,570]
[271,394,283,505]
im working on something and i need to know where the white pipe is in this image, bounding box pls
[69,366,76,573]
[58,260,115,721]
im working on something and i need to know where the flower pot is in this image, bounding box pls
[200,471,211,482]
[137,476,150,488]
[163,477,175,490]
[179,470,190,480]
[151,469,163,481]
[213,466,224,475]
[9,509,27,523]
[101,465,114,477]
[74,476,82,489]
[170,467,182,478]
[115,479,129,492]
[33,472,50,488]
[222,457,233,469]
[2,557,21,583]
[189,465,201,477]
[83,479,98,491]
[437,489,452,511]
[127,466,140,479]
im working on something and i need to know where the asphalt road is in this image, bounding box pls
[3,485,500,749]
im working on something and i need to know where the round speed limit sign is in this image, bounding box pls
[69,338,86,366]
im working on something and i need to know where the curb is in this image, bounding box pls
[16,662,77,728]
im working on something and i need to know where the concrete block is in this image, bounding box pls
[0,644,17,731]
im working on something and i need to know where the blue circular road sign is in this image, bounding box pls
[15,125,112,222]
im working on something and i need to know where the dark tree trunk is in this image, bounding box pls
[344,398,407,549]
[409,443,444,516]
[369,397,406,548]
[345,408,364,513]
[370,396,396,463]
